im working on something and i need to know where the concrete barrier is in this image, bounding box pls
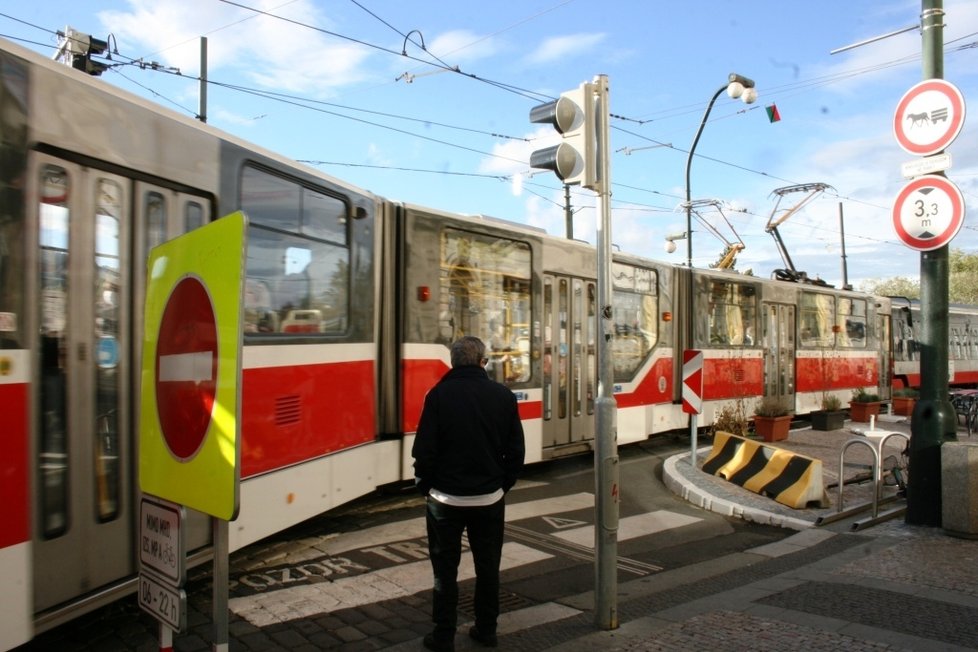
[702,431,829,509]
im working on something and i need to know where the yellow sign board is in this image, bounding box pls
[139,211,247,520]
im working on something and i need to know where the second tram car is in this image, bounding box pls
[1,36,976,648]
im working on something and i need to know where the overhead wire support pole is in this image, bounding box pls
[907,0,952,527]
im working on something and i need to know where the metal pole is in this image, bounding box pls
[564,184,573,239]
[198,37,207,123]
[684,85,727,268]
[839,203,850,290]
[907,0,952,526]
[212,518,229,651]
[592,74,619,631]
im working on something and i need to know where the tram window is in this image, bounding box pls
[800,292,834,347]
[185,201,204,232]
[240,166,352,337]
[241,167,300,230]
[244,228,348,335]
[302,188,346,245]
[439,229,531,385]
[93,179,121,522]
[38,164,70,538]
[144,191,166,253]
[951,328,962,359]
[837,298,867,348]
[611,263,657,381]
[698,279,756,348]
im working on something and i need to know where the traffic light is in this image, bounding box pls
[62,28,109,76]
[529,83,595,188]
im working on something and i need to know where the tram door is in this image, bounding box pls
[29,154,210,611]
[541,274,597,451]
[761,302,796,411]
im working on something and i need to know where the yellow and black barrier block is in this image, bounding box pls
[702,431,829,509]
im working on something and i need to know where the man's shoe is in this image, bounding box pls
[423,632,454,652]
[468,626,498,647]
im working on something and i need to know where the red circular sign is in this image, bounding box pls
[155,276,218,460]
[892,175,965,251]
[893,80,966,156]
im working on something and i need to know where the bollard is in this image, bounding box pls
[942,441,978,538]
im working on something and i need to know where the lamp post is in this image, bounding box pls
[683,73,757,267]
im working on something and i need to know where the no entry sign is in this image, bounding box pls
[156,276,218,460]
[139,212,247,520]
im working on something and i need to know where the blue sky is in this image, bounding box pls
[5,1,977,287]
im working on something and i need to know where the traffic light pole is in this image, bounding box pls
[907,0,953,526]
[528,76,618,629]
[591,74,620,631]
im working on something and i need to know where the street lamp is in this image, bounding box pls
[683,73,756,267]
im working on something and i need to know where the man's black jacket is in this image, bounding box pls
[412,365,526,497]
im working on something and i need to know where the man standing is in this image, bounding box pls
[412,336,526,652]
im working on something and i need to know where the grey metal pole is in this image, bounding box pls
[198,37,207,123]
[565,184,573,239]
[592,73,619,631]
[908,0,952,526]
[839,203,850,290]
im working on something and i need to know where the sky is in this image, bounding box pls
[4,0,977,288]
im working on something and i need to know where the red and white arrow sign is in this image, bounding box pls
[682,349,703,415]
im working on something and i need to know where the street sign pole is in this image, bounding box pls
[907,0,954,526]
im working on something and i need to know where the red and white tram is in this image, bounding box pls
[0,36,973,649]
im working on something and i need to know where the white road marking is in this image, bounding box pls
[553,510,702,547]
[230,542,551,626]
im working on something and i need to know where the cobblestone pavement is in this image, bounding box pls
[17,415,978,651]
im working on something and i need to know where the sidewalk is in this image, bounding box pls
[517,414,978,651]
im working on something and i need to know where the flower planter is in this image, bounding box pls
[849,401,881,423]
[892,396,916,416]
[810,409,846,431]
[753,414,791,442]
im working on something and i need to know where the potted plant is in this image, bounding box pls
[849,388,881,423]
[752,397,792,442]
[891,387,918,416]
[811,394,846,431]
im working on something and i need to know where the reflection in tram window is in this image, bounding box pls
[438,228,531,386]
[240,166,351,336]
[38,164,70,538]
[611,263,657,381]
[836,297,867,348]
[698,279,757,347]
[800,292,835,347]
[93,179,121,522]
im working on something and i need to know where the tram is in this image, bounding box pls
[0,36,972,648]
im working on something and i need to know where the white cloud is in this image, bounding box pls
[525,33,606,65]
[99,0,373,95]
